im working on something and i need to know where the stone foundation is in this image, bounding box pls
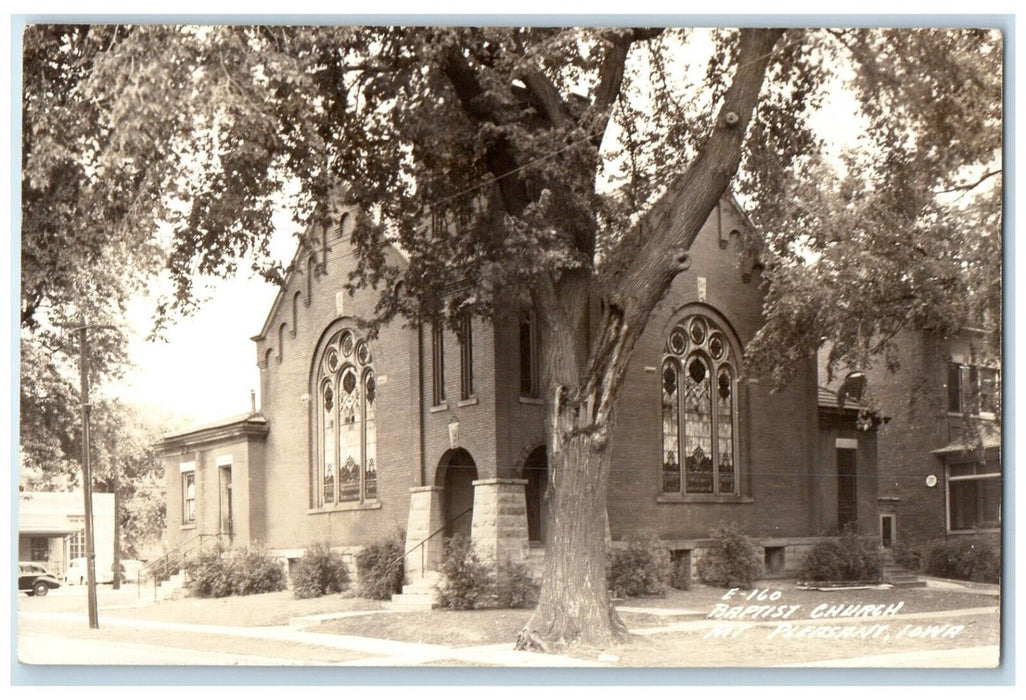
[403,486,445,580]
[470,478,529,565]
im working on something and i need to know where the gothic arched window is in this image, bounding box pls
[661,314,739,496]
[315,329,378,506]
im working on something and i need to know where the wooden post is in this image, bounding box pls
[79,320,99,629]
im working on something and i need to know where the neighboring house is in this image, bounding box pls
[159,198,881,581]
[18,491,115,579]
[823,329,1001,551]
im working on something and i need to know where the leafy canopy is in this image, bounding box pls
[21,25,1001,395]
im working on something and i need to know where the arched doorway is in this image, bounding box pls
[437,449,477,540]
[523,446,548,544]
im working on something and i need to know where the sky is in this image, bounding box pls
[113,218,300,426]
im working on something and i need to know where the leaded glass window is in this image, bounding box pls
[315,328,379,507]
[661,314,740,496]
[338,366,361,502]
[364,369,378,500]
[661,360,681,492]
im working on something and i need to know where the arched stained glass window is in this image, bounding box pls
[365,369,377,499]
[717,366,735,494]
[322,380,335,504]
[662,315,740,496]
[684,355,714,493]
[315,328,379,507]
[661,360,681,493]
[338,366,361,502]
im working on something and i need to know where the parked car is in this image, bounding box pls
[18,562,61,597]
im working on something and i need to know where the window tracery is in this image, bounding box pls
[662,313,739,496]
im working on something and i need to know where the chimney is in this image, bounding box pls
[250,390,257,414]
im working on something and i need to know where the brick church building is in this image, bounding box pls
[159,197,882,582]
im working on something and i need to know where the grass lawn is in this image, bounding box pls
[594,613,1000,667]
[25,589,389,627]
[319,608,535,646]
[621,581,999,616]
[312,581,999,655]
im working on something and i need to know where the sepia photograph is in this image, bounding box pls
[13,15,1005,678]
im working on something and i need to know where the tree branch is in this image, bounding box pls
[935,169,1001,194]
[587,27,785,425]
[519,67,571,129]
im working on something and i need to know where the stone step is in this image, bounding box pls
[889,579,928,589]
[401,581,440,596]
[388,591,438,611]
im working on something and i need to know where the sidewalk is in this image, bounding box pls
[18,609,606,667]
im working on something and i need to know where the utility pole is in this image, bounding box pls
[74,318,118,628]
[112,448,121,591]
[79,318,100,629]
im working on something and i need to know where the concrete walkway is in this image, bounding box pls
[18,610,606,667]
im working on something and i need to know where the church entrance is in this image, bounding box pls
[523,446,549,544]
[437,449,477,541]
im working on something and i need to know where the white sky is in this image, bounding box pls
[113,218,299,426]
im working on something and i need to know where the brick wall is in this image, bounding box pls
[172,197,858,560]
[606,202,827,542]
[254,225,421,551]
[856,330,999,545]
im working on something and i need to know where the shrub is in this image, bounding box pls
[696,525,763,588]
[924,537,1000,583]
[292,543,350,599]
[437,535,493,610]
[184,544,286,598]
[799,526,882,582]
[231,545,287,596]
[494,557,540,609]
[607,535,669,597]
[356,530,405,600]
[186,546,233,598]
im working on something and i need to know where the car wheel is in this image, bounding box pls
[33,581,49,597]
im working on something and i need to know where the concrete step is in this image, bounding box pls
[881,562,926,588]
[889,579,928,589]
[388,591,438,611]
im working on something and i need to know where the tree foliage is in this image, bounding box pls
[741,29,1002,384]
[20,24,1002,648]
[19,361,168,558]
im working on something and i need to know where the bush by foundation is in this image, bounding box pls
[292,543,350,599]
[696,525,763,588]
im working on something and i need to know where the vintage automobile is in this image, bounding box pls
[18,562,62,597]
[66,558,144,585]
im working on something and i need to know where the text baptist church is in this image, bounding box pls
[158,196,881,583]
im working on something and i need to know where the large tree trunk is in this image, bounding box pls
[516,28,785,652]
[517,432,626,650]
[517,282,628,649]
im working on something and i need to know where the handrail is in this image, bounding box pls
[137,532,222,599]
[388,506,474,577]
